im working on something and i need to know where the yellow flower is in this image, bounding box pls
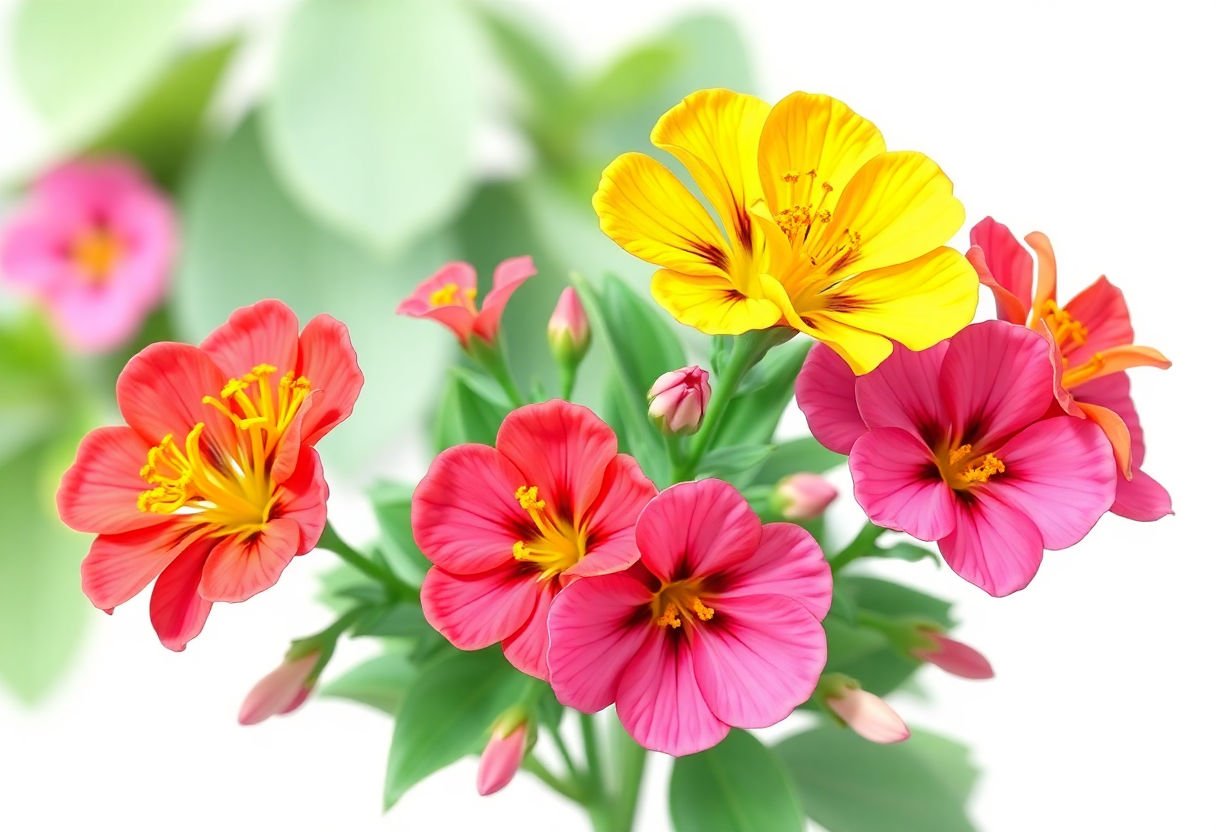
[592,89,979,372]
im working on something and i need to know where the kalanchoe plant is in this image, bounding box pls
[57,87,1174,832]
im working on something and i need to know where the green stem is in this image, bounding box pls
[523,756,587,804]
[829,522,885,572]
[473,339,526,407]
[549,722,585,785]
[317,523,416,600]
[579,712,603,802]
[558,363,576,401]
[610,734,647,832]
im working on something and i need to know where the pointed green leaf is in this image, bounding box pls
[323,652,416,715]
[670,730,803,832]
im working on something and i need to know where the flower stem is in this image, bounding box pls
[523,756,587,804]
[558,363,577,401]
[472,339,526,407]
[609,730,647,832]
[829,522,885,573]
[579,712,604,801]
[317,523,416,600]
[549,721,585,785]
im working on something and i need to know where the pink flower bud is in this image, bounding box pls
[238,651,321,726]
[647,366,710,435]
[825,685,910,745]
[477,719,528,796]
[912,630,995,679]
[775,473,838,520]
[548,287,591,364]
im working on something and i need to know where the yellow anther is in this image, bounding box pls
[692,598,716,621]
[656,603,682,629]
[948,444,973,465]
[514,485,546,512]
[429,282,475,308]
[782,172,800,183]
[960,454,1006,484]
[221,377,249,399]
[70,226,124,283]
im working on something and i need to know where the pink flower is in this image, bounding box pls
[57,300,362,649]
[0,158,176,352]
[396,256,536,347]
[477,715,529,796]
[798,321,1117,596]
[775,473,838,521]
[911,630,995,680]
[647,366,710,435]
[968,217,1171,520]
[413,400,656,679]
[547,479,832,756]
[548,287,591,364]
[821,678,909,744]
[238,651,321,725]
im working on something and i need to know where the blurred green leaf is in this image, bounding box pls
[670,730,803,832]
[822,615,889,670]
[776,726,980,832]
[0,437,90,703]
[751,436,844,487]
[368,483,429,587]
[0,316,72,467]
[698,444,773,481]
[263,0,485,251]
[350,602,428,639]
[584,42,682,116]
[384,648,531,808]
[89,38,238,187]
[842,576,954,627]
[716,340,810,450]
[878,540,941,566]
[322,651,416,715]
[433,368,509,452]
[12,0,192,146]
[173,117,456,480]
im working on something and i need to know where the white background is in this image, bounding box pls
[2,1,1214,830]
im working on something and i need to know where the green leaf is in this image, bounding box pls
[776,726,979,832]
[715,340,810,449]
[433,368,509,452]
[475,3,575,128]
[263,0,485,251]
[670,730,803,832]
[12,0,193,145]
[751,437,844,488]
[842,576,954,628]
[322,652,416,715]
[583,42,682,116]
[698,444,773,480]
[0,316,72,467]
[173,116,456,479]
[351,602,428,639]
[878,540,940,566]
[822,615,889,670]
[384,648,532,807]
[368,483,429,587]
[89,38,238,187]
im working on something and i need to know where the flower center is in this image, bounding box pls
[136,364,311,539]
[70,226,124,284]
[1041,299,1088,355]
[511,485,585,581]
[651,579,715,630]
[939,443,1006,491]
[429,282,478,311]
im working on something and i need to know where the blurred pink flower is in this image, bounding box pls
[238,651,321,725]
[775,473,838,521]
[0,158,175,352]
[647,365,710,435]
[823,682,909,744]
[396,256,535,348]
[548,479,831,756]
[912,630,995,680]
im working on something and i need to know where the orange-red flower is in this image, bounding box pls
[58,300,363,650]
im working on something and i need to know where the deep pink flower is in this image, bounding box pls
[0,158,175,352]
[238,651,321,725]
[647,365,710,435]
[548,287,590,364]
[547,479,832,756]
[414,400,656,679]
[396,256,535,347]
[968,217,1171,520]
[911,630,995,680]
[798,321,1116,596]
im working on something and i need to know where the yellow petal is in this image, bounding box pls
[807,247,979,370]
[809,151,964,278]
[757,273,893,373]
[758,92,886,221]
[651,89,770,254]
[652,269,781,335]
[593,152,732,278]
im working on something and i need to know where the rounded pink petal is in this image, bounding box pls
[615,629,729,757]
[691,594,827,729]
[634,479,761,582]
[199,518,302,603]
[939,494,1044,597]
[825,687,910,744]
[474,255,537,341]
[420,564,539,654]
[150,538,215,652]
[940,321,1054,445]
[199,299,301,382]
[914,633,995,680]
[855,340,950,444]
[477,723,528,796]
[46,280,150,352]
[116,342,234,448]
[989,417,1115,550]
[564,454,656,580]
[295,313,363,445]
[58,426,165,534]
[969,217,1033,323]
[495,401,619,527]
[717,522,832,620]
[82,521,196,612]
[548,571,654,712]
[1112,468,1173,521]
[0,209,73,293]
[849,427,958,541]
[239,652,320,725]
[412,444,529,575]
[397,262,479,344]
[1063,277,1133,364]
[502,580,559,679]
[796,343,867,454]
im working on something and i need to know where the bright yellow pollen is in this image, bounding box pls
[1041,300,1088,354]
[428,282,478,310]
[651,580,715,630]
[941,443,1006,490]
[136,363,312,540]
[511,485,584,582]
[70,227,124,284]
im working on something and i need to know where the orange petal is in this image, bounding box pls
[1075,401,1133,479]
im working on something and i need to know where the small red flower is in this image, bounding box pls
[58,300,363,650]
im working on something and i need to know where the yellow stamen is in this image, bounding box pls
[940,443,1006,490]
[511,484,585,582]
[429,282,478,310]
[1041,299,1088,354]
[70,226,124,284]
[651,579,715,630]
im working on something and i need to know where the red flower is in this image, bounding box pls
[58,300,362,650]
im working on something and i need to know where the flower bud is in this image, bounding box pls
[547,287,591,366]
[774,473,838,521]
[912,629,994,679]
[822,676,910,744]
[477,711,530,796]
[238,651,321,726]
[647,366,710,435]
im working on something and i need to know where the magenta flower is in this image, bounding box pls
[548,286,591,364]
[911,630,995,680]
[396,256,535,348]
[413,400,656,679]
[647,365,710,435]
[0,158,175,352]
[547,479,832,756]
[798,321,1116,596]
